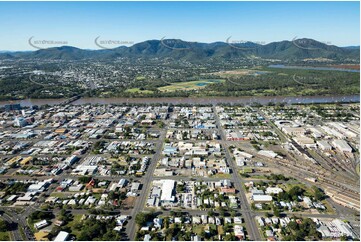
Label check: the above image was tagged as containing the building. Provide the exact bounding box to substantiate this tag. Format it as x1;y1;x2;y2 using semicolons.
293;136;316;148
317;140;332;151
332;140;352;153
34;220;49;230
234;225;245;239
265;187;283;194
160;180;175;204
54;231;70;242
252;195;273;203
131;182;141;193
258;150;278;158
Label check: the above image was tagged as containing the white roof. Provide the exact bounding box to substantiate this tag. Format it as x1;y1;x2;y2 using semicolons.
54;231;69;242
252;195;273;202
161;180;175;202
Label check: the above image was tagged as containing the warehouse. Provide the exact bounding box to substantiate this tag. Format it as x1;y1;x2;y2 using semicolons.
160;180;175;204
332;140;352;153
317;140;332;151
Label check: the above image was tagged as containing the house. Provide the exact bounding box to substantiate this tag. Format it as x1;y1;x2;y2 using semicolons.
265;230;274;237
266;187;283;195
192;216;201;224
34;220;49;230
234;225;245;240
251;188;264;195
144;234;151;241
192;235;201;241
252;195;273;203
224;217;232;224
131;183;141;193
303;196;313;208
234;217;243;224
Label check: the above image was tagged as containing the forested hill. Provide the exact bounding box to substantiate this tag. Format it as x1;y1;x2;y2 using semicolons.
1;38;359;62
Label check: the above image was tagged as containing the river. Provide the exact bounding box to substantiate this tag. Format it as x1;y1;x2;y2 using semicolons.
0;95;359;107
268;64;360;73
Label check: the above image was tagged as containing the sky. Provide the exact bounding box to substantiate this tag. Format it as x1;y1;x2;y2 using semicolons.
0;1;359;51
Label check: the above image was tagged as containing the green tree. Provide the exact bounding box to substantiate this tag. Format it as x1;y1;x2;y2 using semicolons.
0;219;9;232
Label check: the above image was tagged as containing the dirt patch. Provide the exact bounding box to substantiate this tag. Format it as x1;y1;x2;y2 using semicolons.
122;196;136;208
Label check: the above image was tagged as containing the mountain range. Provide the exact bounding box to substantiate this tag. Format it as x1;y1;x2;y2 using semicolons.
0;38;359;62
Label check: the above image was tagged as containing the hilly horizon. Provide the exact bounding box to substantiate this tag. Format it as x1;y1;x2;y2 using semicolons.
1;38;359;62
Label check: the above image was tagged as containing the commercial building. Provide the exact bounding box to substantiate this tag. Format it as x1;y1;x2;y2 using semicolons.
160;180;175;204
332;140;352;153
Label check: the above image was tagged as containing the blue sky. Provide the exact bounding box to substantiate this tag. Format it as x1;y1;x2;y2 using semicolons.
0;1;359;50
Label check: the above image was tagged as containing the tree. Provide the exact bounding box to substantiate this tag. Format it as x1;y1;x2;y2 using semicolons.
0;219;9;232
200;230;207;239
207;210;215;217
340;234;348;241
218;207;226;217
135;212;151;226
273;207;281;217
265;212;272;218
224;233;236;241
78;176;92;184
312;186;325;201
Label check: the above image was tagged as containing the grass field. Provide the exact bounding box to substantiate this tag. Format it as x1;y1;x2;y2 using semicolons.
211;173;232;179
135;76;146;81
67;214;83;238
125;88;154;94
0;218;11;241
158;79;224;92
0;231;10;241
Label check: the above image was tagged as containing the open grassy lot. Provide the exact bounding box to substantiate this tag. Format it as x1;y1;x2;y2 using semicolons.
158;79;224;92
211;173;232;179
125;88;154;94
67;214;83;238
0;231;10;241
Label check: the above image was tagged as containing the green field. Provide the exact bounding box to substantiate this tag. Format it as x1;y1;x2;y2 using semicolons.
0;231;10;241
158;79;225;92
125;88;154;94
67;214;83;238
135;76;146;81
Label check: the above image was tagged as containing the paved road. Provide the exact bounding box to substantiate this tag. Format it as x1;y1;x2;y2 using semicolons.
1;208;34;241
126;121;168;240
1;212;22;241
214;106;262;241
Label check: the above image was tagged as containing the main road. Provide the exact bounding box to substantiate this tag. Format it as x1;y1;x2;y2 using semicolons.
126;122;168;240
213;105;262;241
